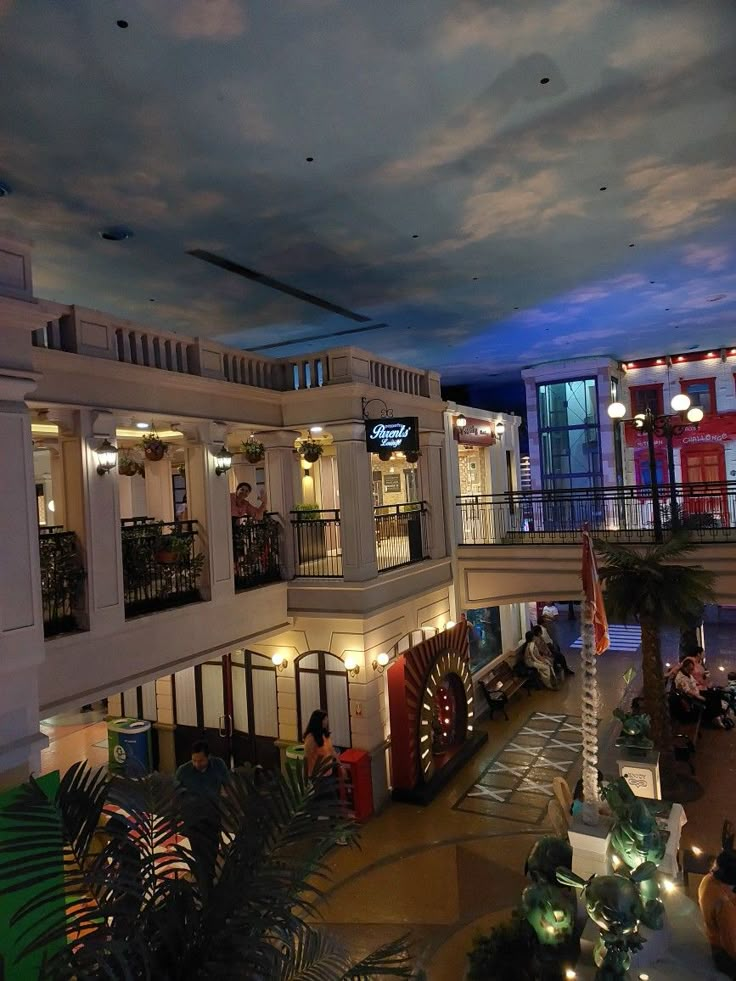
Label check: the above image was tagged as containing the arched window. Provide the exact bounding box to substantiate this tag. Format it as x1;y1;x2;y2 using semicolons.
295;651;351;749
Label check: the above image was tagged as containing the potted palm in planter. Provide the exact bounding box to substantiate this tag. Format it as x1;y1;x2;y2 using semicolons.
299;439;324;464
140;433;168;462
242;436;265;464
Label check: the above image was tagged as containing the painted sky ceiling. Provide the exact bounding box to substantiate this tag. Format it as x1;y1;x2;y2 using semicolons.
0;0;735;390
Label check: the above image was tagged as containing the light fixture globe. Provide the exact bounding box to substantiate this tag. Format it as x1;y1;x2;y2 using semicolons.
456;414;467;428
686;406;704;423
671;392;691;413
95;438;118;475
214;446;233;476
376;652;389;667
495;420;506;436
633;413;646;429
607;401;626;420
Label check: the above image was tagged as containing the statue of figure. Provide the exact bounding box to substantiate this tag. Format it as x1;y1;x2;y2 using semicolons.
603;777;665;880
613;706;654;753
525;835;573;884
521;880;576;946
557;862;660;979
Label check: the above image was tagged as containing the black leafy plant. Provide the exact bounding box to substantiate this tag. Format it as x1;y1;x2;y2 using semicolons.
38;531;85;637
0;762;413;980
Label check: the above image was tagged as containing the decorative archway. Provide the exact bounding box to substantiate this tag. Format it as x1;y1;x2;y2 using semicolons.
387;622;486;804
295;651;351;750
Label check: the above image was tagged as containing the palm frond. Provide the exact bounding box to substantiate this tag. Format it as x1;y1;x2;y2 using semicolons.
339;934;413;979
646;532;698;564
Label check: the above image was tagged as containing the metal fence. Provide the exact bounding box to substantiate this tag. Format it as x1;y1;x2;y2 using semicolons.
374;502;429;572
121;518;204;617
38;526;84;637
291;509;343;577
232;515;282;590
457;482;736;545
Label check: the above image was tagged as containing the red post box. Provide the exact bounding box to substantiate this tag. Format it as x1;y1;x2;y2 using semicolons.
339;748;373;822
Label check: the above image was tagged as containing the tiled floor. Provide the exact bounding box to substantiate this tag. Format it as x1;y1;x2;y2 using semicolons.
35;615;736;979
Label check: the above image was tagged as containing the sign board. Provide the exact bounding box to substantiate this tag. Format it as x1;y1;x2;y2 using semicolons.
624;412;736;448
365;417;419;453
617;750;661;800
383;473;402;493
454;417;497;446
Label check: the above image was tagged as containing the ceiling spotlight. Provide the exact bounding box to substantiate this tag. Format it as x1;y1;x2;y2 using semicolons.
116;19;129;29
671;393;691;413
707;351;715;356
687;406;704;424
0;181;12;197
656;359;663;364
540;77;550;84
305;156;314;162
135;421;150;430
99;226;133;242
678;356;685;361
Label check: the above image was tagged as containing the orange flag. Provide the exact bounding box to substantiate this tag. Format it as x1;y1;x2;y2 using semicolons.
582;530;610;655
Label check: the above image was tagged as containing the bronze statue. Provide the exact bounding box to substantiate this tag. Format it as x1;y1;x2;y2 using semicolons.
613;706;654;753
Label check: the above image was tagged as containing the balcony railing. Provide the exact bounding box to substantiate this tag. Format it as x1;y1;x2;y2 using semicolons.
38;526;84;637
457;481;736;545
121;518;204;618
375;502;429;572
291;509;343;578
232;515;282;590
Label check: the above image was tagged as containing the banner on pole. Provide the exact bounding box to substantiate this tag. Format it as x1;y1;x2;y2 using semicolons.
582;531;610;655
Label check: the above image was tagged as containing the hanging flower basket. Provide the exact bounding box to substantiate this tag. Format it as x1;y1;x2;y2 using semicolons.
299;439;324;464
141;434;168;462
242;437;265;464
378;448;393;462
118;454;142;477
405;449;422;464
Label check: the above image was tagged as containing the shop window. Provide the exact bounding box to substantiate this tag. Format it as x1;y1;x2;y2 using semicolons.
681;378;716;414
629;384;663;416
635;452;667;490
466;606;502;674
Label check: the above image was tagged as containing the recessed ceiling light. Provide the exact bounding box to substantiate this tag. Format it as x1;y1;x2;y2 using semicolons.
629;243;636;248
472;276;478;281
412;234;419;239
149;298;155;302
665;307;670;311
678;356;685;361
135;421;150;430
305;156;314;162
309;425;323;434
99;226;134;241
599;186;607;191
707;351;715;356
116;19;129;29
540;77;550;84
0;181;11;197
730;348;736;354
656;359;663;364
650;280;655;284
514;306;519;310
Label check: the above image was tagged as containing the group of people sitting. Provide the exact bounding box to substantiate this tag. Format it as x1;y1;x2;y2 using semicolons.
517;622;575;691
669;646;736;730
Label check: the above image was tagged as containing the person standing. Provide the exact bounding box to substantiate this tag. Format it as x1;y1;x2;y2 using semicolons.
175;741;231;884
175;740;230;799
303;710;348;845
230;482;267;520
542;601;561;648
699;824;736;976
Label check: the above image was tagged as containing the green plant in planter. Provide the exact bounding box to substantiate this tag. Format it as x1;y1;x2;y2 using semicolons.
140;433;169;462
293;503;321;520
154;531;193;564
467;913;542;981
118;451;144;477
242;436;265;464
299;439;324;464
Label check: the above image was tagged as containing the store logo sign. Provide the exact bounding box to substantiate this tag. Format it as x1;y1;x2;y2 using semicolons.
365;417;419;452
454;417;497;446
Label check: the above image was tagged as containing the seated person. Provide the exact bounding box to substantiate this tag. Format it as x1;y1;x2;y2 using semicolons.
523;630;558;690
570;772;611;818
533;624;574;677
699;823;736;977
675;658;732;729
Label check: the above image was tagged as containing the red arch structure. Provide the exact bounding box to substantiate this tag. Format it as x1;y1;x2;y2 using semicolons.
387;622;487;804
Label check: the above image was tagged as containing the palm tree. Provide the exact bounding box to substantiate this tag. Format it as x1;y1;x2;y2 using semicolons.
0;762;412;980
594;534;716;782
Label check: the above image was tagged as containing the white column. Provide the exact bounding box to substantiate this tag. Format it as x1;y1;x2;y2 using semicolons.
118;472;147;519
0;369;46;782
331;423;378;581
145;458;174;522
418;431;448;560
257;430;300;580
186;430;233;603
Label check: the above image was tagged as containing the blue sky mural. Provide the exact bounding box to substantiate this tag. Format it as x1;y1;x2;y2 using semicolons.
0;0;734;393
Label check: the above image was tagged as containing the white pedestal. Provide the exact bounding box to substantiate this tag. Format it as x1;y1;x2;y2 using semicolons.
617;750;662;799
569;816;612;880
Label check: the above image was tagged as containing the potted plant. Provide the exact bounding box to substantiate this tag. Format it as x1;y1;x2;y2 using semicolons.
299;439;324;464
141;433;168;462
405;449;422;464
118;451;143;477
242;436;265;464
154;530;192;565
293;503;327;562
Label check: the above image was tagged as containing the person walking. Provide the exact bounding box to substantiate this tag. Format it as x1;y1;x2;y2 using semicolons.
175;741;231;884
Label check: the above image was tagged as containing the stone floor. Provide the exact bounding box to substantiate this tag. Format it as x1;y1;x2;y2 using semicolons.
35;616;736;979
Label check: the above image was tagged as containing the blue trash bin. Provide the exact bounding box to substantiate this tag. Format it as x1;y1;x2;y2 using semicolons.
107;718;152;775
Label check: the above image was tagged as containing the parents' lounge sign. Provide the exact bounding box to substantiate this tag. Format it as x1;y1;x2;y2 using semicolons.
365;417;419;453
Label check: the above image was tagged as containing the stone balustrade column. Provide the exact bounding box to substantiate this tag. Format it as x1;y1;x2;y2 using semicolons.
256;430;301;580
186;424;234;603
330;423;378;581
418;430;449;560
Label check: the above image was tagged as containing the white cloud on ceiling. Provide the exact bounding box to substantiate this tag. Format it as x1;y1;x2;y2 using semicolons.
682;244;732;273
143;0;247;41
608;16;710;71
626;158;736;237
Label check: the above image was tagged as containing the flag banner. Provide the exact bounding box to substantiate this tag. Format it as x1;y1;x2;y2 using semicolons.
581;531;610;655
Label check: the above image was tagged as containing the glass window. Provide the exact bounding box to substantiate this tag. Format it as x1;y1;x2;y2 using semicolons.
683;380;715;413
538;378;602;490
637;455;666;488
466;606;503;673
631;385;663;415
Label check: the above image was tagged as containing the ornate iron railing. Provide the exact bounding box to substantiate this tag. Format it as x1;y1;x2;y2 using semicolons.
121;518;204;617
457;481;736;545
232;515;282;590
38;526;85;637
291;509;343;578
374;502;429;571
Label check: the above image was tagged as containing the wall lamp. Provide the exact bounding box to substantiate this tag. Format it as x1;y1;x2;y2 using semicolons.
95;439;119;475
215;446;233;476
344;656;361;678
372;652;390;673
271;653;288;672
444;620;457;631
495;420;505;437
455;413;467;428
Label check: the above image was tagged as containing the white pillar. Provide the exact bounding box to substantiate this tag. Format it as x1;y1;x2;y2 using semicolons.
257;430;300;580
419;431;448;560
118;472;147;520
186;431;233;603
145;457;174;522
331;423;378;581
0;369;47;782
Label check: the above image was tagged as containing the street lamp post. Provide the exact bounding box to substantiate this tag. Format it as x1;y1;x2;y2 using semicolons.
607;395;705;542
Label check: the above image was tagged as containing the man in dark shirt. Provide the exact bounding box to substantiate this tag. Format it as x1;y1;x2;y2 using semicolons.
175;740;230;800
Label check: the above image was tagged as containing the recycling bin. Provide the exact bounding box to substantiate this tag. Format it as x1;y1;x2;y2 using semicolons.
284;743;305;780
107;718;152;775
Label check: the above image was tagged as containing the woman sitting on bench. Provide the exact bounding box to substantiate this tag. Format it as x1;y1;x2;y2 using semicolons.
675;658;732;730
523;630;559;690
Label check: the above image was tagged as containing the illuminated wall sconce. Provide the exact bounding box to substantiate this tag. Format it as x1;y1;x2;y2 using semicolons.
495;420;505;437
343;656;361;678
455;414;467;428
301;458;313;471
372;652;390;673
271;652;288;672
214;446;233;476
444;620;456;631
95;438;119;475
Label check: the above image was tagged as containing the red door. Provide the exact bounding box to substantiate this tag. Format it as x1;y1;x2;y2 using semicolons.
680;445;727;523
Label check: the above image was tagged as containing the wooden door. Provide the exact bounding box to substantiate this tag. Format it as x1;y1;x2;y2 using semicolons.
230;650;280;769
681;445;727;522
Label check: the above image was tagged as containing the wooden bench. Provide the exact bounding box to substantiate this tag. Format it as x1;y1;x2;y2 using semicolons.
480;656;533;721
